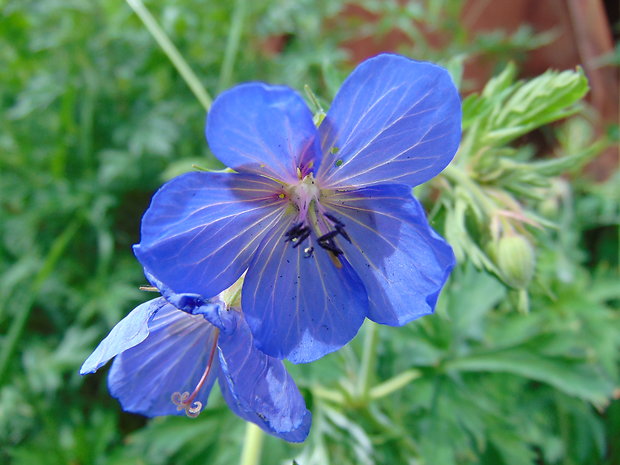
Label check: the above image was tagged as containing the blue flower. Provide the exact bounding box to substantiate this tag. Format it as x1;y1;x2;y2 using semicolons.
134;53;461;363
80;292;311;442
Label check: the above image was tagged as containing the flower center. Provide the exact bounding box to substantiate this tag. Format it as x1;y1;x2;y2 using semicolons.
287;173;320;220
171;328;220;418
284;174;351;260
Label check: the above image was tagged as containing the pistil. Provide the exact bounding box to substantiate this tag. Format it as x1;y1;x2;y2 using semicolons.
171;328;220;417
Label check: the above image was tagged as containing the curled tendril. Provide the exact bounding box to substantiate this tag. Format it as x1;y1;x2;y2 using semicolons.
171;391;203;418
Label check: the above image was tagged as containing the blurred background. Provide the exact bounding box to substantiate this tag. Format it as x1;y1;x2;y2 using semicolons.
0;1;618;464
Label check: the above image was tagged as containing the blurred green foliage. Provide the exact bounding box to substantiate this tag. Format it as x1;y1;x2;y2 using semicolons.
0;1;618;464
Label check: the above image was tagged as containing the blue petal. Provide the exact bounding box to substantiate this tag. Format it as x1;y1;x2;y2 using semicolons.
207;83;321;182
317;54;461;188
217;311;311;442
144;271;237;334
134;171;287;299
323;184;455;326
242;216;368;363
80;298;166;375
108;302;220;417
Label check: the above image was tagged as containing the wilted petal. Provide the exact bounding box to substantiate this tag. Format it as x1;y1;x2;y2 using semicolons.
80;298;166;375
318;54;461;189
324;184;455;326
135;171;286;298
144;271;237;334
218;311;311;442
207;83;321;183
243;217;368;363
108;302;219;417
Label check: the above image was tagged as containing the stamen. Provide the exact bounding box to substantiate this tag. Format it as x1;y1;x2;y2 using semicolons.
324;213;344;227
317;231;343;256
335;225;351;243
285;222;311;248
324;213;352;243
171;329;220;418
292;228;311;248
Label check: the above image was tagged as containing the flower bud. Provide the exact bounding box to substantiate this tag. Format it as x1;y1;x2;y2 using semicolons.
496;234;536;289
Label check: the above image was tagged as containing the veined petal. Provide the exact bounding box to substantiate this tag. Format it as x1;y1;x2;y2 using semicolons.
108;302;219;417
218;311;311;442
324;184;455;326
207;83;321;182
243;216;368;363
80;298;166;375
318;54;461;189
134;171;286;298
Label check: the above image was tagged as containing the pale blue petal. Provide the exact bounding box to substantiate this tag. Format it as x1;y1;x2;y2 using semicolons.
242;216;368;363
134;171;286;299
108;302;219;417
80;298;166;375
218;311;311;442
207;83;321;183
323;184;455;326
318;54;461;188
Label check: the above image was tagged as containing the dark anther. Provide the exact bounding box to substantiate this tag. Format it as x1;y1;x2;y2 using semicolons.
284;222;304;239
318;230;339;241
317;232;343;256
335;225;351;243
324;213;344;227
285;222;311;248
325;213;351;243
291;228;310;248
303;246;314;258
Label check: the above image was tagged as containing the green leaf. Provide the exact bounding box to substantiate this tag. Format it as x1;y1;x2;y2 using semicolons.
481;61;517;97
484;67;589;146
446;348;615;406
445;265;506;340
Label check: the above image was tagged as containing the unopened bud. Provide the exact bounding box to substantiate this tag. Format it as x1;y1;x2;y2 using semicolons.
496;234;536;289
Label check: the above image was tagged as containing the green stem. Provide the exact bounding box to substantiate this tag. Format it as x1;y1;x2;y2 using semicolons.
217;0;248;92
356;322;379;402
126;0;212;112
369;369;421;400
239;422;264;465
313;385;346;404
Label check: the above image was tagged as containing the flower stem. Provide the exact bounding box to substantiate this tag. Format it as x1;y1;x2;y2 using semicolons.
356;322;379;403
239;422;264;465
126;0;212;112
218;0;248;93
